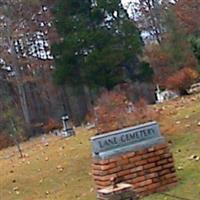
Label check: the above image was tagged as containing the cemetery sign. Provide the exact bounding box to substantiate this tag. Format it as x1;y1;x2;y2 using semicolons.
91;121;165;159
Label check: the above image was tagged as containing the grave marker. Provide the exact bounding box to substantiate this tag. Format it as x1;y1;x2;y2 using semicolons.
91;121;177;198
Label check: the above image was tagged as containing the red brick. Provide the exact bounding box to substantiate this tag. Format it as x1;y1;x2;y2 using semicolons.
155;143;168;150
138;171;145;176
92;164;101;170
124;173;138;181
135;159;148;166
107;166;121;174
148;182;161;190
157;159;168;165
132;175;146;184
148;156;160;163
100;163;116;170
144;163;156;170
152;177;160;183
163;163;174;169
164;173;176;179
92;169;107;176
93;174;114;181
117;169;131;177
146;173;158;179
122;163;135;170
168;157;174;162
160;153;172;159
129;156;141;163
155;149;166;156
137;149;148;155
159;169;171;176
131;166;143;173
117;158;129;165
122;152;136;159
95;180;111;187
147;166;162;173
160;175;177;184
138;179;153;187
142;152;154;159
93;159;110;165
172;177;178;182
134;185;148;192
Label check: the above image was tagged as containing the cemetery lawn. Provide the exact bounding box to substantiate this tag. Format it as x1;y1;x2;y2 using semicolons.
1;94;200;200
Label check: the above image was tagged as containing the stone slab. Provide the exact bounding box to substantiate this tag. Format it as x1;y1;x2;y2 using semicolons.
98;183;132;194
97;137;165;159
91;122;163;158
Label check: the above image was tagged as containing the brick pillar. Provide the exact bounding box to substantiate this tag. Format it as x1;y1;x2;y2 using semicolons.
91;122;177;197
97;183;138;200
92;143;177;197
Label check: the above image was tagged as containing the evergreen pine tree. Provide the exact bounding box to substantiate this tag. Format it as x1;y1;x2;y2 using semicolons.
52;0;147;90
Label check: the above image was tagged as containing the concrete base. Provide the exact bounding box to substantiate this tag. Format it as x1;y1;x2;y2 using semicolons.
97;183;138;200
62;128;75;137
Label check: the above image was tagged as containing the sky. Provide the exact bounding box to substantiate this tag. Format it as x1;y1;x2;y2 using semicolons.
121;0;138;7
121;0;135;4
122;0;177;6
121;0;140;18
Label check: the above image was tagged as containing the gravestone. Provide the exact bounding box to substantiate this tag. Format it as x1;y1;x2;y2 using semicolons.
91;122;177;197
155;85;178;103
61;115;75;137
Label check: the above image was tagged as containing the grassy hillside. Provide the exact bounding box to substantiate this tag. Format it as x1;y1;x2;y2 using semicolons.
1;94;200;200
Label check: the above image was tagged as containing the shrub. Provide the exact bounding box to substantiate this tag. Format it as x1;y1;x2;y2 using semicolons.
43;118;62;133
0;133;14;150
90;91;159;134
165;67;199;93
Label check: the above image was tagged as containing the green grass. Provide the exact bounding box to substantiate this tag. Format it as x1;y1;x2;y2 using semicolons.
1;94;200;200
144;132;200;200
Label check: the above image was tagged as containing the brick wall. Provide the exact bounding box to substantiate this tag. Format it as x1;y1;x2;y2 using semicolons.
92;143;177;197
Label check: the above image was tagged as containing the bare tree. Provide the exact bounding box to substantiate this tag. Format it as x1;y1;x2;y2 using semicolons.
0;0;55;129
128;0;174;44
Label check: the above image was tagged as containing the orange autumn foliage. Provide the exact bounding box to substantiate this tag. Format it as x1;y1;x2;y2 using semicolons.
165;67;199;91
174;0;200;34
145;43;198;91
145;44;173;87
91;91;159;134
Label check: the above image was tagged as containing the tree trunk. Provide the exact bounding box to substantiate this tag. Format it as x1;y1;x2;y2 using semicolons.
16;83;31;125
10;118;23;158
10;40;31;126
61;85;72;117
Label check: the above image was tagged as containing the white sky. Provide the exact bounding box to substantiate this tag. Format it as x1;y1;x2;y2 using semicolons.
121;0;130;7
121;0;138;18
122;0;176;6
121;0;137;7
